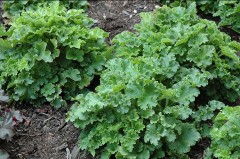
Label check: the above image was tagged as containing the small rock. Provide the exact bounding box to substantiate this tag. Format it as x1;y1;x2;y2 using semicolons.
103;13;106;20
122;10;130;16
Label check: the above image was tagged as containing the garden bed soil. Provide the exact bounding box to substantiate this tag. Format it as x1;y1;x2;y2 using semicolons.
0;105;84;159
0;1;239;159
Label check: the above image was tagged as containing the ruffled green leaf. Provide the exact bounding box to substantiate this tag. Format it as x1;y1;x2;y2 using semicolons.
168;124;200;153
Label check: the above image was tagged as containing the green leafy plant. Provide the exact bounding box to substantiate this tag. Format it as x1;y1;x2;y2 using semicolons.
2;0;89;18
68;57;202;158
210;1;240;33
67;3;240;158
161;0;240;33
193;0;240;33
113;3;240;103
206;106;240;159
0;2;110;107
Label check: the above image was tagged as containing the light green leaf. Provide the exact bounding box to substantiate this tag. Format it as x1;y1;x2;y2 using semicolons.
66;49;84;62
187;45;215;67
168;124;200;153
35;42;53;62
220;46;239;61
41;83;55;97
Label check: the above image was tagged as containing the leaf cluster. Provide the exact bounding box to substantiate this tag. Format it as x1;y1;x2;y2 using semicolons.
67;3;240;158
0;2;110;107
209;1;240;33
162;0;240;33
206;106;240;159
0;108;27;159
2;0;89;18
113;3;240;103
0;108;26;141
68;57;203;158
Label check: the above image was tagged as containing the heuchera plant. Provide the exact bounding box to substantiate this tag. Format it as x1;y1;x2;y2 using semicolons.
202;0;240;33
2;0;89;18
162;0;240;33
0;108;27;159
0;108;26;141
206;106;240;159
67;3;240;158
0;2;111;107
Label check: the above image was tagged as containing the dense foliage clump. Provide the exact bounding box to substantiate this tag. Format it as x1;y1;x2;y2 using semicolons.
2;0;89;18
0;2;110;107
67;3;240;158
207;106;240;159
162;0;240;33
196;0;240;33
